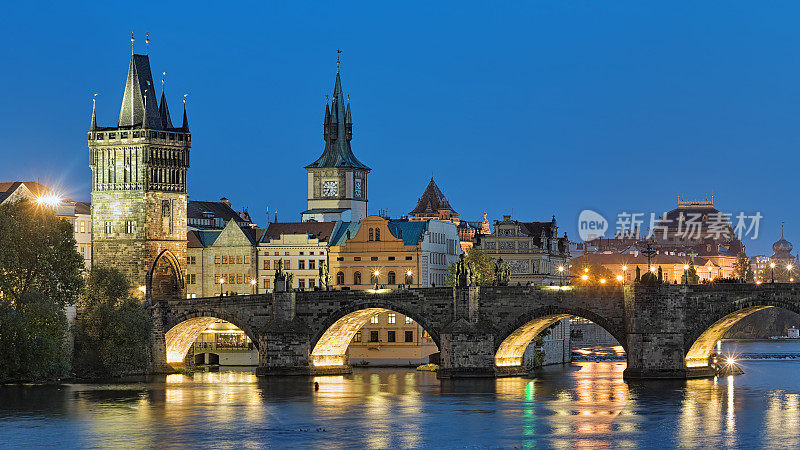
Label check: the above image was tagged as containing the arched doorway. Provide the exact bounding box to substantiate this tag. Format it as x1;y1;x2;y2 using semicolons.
311;307;439;368
149;250;183;299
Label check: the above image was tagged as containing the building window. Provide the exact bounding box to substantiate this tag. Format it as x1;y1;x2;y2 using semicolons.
371;256;378;261
104;221;112;234
354;331;362;342
387;330;396;342
299;279;305;290
354;271;362;285
298;260;306;270
263;279;270;289
237;274;243;284
237;256;243;264
337;257;344;261
309;260;316;270
79;221;86;233
309;279;316;289
284;260;290;270
215;256;221;264
405;331;414;342
387;313;396;324
370;315;379;324
388;256;395;261
375;228;381;241
125;221;135;234
369;228;374;241
336;271;344;285
214;274;220;284
244;256;250;264
406;256;413;261
222;256;228;264
354;257;361;261
369;330;379;342
388;271;396;284
405;316;413;324
263;260;270;270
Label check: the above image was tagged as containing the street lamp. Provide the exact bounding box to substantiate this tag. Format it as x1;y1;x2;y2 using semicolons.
558;266;565;286
250;278;256;294
406;270;413;287
616;275;623;283
600;278;606;284
622;265;627;285
219;277;225;296
581;274;588;281
770;262;776;283
374;270;380;289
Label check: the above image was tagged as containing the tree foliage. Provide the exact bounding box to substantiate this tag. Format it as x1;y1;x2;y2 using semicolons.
0;200;80;381
448;248;496;286
0;199;84;307
72;268;152;378
734;250;754;282
572;262;617;285
0;292;70;381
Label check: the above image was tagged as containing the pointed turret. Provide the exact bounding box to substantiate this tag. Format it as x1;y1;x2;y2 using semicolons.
181;101;189;132
90;99;97;131
306;68;369;170
159;91;173;129
118;54;163;129
409;178;459;218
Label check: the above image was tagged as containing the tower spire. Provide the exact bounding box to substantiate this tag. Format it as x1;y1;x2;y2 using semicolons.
159;72;172;129
131;30;135;55
336;49;342;73
90;93;97;131
182;94;189;132
146;32;150;55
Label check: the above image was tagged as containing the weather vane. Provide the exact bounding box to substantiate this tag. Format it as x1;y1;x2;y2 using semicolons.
130;30;135;55
146;32;150;54
183;93;188;104
162;72;166;91
336;49;342;72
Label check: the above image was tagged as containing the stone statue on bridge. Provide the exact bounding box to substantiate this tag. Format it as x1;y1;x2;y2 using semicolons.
319;261;329;290
274;259;293;292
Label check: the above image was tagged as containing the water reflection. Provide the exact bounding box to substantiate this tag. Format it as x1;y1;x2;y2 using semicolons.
1;359;800;447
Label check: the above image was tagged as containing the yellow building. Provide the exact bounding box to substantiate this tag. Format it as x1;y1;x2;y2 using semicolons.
347;310;438;366
256;221;337;293
328;216;421;289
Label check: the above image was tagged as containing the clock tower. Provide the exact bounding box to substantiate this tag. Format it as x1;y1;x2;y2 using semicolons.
302;61;370;222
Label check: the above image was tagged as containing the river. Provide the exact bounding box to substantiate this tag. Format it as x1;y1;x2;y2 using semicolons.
2;342;800;448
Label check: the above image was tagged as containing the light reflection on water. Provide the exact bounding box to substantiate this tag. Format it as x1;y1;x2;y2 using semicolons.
1;361;800;447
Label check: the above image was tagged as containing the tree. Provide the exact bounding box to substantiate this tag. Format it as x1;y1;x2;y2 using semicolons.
734;250;754;282
0;199;80;381
572;262;617;285
0;199;84;307
72;267;152;378
447;248;496;286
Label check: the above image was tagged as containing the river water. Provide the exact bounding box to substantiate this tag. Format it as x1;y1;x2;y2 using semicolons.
2;343;800;448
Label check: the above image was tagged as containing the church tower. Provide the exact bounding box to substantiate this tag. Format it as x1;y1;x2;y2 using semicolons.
88;36;190;299
302;58;370;222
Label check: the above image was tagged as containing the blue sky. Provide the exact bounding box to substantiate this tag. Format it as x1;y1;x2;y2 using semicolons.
0;1;798;254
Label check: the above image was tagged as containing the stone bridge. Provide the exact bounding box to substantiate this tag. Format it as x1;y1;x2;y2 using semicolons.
149;284;800;379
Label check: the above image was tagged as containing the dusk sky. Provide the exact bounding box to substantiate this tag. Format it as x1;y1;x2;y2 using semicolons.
2;1;799;253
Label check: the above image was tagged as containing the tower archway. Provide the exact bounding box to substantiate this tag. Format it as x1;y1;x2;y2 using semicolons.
148;249;184;299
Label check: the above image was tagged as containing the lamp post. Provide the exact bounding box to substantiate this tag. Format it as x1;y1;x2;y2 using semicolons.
406;270;413;288
250;278;257;294
616;275;623;284
558;266;565;286
621;266;627;285
770;262;776;283
219;277;225;296
374;270;380;289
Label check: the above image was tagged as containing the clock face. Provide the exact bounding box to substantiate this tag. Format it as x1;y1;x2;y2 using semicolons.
323;181;338;197
354;179;362;198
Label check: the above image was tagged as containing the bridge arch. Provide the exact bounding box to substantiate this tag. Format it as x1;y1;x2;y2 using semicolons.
164;311;258;365
495;305;626;368
685;297;800;369
310;300;440;368
148;249;184;299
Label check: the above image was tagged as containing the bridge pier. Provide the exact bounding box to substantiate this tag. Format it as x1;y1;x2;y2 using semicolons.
623;285;689;379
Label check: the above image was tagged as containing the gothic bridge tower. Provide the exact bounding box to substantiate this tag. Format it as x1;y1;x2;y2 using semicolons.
302;57;371;222
88;38;190;298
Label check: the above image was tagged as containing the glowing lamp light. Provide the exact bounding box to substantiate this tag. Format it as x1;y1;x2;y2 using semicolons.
219;278;225;284
138;285;146;293
684;265;690;270
558;266;564;272
756;280;763;285
726;357;736;366
584;268;589;273
250;279;256;285
373;270;380;276
649;266;656;272
789;265;794;271
406;270;413;276
36;194;62;208
581;275;588;281
600;278;606;284
616;275;623;282
770;262;776;268
622;265;627;271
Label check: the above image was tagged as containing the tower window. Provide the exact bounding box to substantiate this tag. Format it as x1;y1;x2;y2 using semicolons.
369;228;374;241
375;228;381;241
104;221;112;234
125;221;135;234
